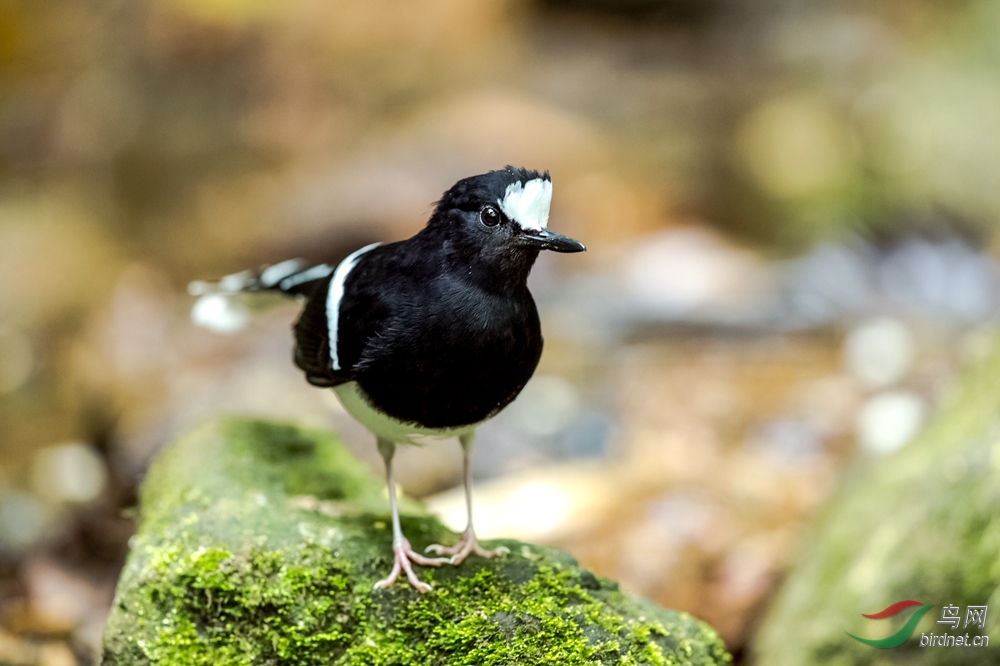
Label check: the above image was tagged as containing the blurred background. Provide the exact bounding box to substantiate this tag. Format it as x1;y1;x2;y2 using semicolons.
2;0;1000;663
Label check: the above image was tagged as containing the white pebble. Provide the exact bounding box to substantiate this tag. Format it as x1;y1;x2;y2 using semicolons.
843;317;914;389
0;492;47;549
856;390;925;455
31;442;108;504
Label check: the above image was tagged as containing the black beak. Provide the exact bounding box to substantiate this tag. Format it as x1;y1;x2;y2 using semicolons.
519;228;586;253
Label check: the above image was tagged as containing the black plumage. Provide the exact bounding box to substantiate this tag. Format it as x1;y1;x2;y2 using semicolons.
293;238;543;428
195;166;584;591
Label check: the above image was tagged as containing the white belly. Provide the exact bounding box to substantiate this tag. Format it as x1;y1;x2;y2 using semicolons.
332;381;479;445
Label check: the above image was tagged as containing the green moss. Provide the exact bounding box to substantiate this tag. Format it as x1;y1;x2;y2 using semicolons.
103;418;730;665
134;544;356;665
755;333;1000;665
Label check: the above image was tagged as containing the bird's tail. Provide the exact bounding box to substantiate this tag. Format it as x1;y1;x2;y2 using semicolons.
189;259;333;333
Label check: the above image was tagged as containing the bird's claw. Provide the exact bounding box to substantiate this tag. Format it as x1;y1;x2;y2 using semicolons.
373;539;448;593
426;531;510;565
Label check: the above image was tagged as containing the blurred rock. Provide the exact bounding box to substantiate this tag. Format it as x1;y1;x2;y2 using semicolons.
745;418;825;469
427;461;618;543
755;331;1000;665
856;390;926;455
790;375;862;439
623;227;774;321
0;630;37;666
21;558;108;638
37;644;76;666
0;556;118;663
783;242;875;324
783;236;1000;327
843;316;914;389
0;633;79;666
548;230;1000;345
0;493;48;554
30;443;107;505
879;237;1000;322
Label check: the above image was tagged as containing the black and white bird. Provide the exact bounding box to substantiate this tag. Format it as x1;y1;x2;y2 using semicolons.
191;167;585;591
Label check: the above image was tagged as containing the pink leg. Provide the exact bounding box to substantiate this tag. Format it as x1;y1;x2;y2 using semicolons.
373;438;448;592
426;433;509;565
426;526;510;565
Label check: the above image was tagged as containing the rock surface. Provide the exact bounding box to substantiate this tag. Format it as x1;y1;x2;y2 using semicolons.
755;340;1000;665
101;418;731;665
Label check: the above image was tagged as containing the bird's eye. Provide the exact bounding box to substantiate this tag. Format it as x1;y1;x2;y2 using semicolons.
480;206;500;227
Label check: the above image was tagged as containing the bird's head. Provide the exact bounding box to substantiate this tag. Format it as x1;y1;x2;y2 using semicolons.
426;166;585;286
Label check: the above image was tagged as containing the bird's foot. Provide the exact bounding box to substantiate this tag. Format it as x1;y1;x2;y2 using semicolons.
425;529;510;565
373;538;449;593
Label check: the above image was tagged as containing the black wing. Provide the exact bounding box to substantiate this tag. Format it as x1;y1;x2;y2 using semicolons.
292;245;398;388
292;273;348;387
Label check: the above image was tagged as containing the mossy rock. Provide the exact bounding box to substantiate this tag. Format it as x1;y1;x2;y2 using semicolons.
755;339;1000;665
102;417;731;665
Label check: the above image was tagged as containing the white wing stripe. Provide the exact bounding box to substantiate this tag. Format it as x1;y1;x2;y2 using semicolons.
260;259;306;287
327;243;380;371
279;263;333;290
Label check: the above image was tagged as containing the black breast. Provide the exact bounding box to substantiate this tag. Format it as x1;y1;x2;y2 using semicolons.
352;280;543;429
